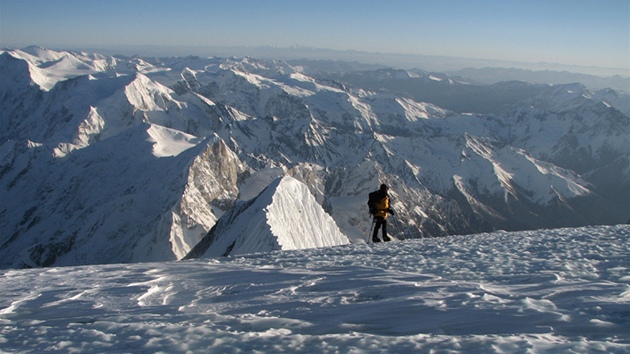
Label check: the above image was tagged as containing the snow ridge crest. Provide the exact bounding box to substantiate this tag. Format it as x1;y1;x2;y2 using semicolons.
185;176;349;259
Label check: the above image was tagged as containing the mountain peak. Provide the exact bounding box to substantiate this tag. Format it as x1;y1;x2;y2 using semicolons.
185;176;350;259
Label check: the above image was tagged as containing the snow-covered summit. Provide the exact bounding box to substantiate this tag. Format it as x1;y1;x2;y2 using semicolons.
186;176;349;259
4;47;117;91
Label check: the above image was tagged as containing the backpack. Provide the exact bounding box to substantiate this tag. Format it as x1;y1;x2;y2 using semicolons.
367;191;380;215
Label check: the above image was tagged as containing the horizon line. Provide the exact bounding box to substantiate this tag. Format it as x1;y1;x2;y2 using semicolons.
4;43;628;78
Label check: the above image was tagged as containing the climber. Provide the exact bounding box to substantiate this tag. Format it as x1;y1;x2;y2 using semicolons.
367;184;395;242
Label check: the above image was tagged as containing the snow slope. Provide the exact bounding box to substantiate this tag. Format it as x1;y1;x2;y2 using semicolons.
1;225;628;353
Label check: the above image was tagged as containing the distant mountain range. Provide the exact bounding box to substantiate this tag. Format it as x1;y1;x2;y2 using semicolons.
287;59;629;93
1;46;628;268
448;67;629;93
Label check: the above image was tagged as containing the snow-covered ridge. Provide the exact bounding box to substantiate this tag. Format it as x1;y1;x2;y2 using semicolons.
5;46;124;91
185;176;349;259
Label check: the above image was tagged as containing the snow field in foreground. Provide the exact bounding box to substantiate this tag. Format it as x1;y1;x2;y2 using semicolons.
0;225;629;353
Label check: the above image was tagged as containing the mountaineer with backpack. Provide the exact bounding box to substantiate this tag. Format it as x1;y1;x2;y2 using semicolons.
367;184;395;242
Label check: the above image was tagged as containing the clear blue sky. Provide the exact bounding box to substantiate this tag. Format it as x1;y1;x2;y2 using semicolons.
1;0;628;72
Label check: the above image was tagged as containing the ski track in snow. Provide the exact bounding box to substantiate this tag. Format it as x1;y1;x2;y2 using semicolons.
1;225;629;353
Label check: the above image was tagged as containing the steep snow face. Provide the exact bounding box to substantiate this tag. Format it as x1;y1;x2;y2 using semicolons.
124;73;182;112
186;176;349;259
267;176;349;249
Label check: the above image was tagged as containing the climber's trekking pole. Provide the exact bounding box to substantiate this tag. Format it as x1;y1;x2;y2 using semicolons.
367;218;376;243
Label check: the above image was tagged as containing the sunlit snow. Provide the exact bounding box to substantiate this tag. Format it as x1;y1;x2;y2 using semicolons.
1;225;628;353
147;124;201;157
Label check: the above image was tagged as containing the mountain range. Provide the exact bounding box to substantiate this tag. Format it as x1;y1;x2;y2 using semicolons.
1;46;628;268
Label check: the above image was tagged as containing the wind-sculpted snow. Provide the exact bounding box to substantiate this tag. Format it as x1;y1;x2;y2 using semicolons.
0;225;629;353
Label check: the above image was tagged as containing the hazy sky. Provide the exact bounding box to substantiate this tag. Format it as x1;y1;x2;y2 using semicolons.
1;0;628;73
